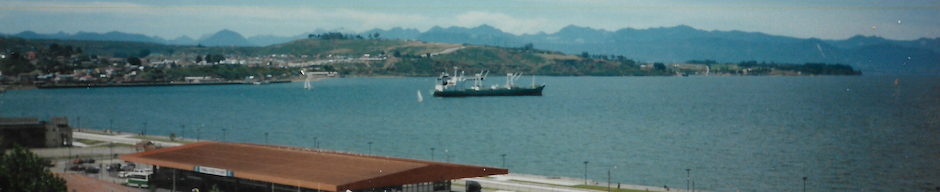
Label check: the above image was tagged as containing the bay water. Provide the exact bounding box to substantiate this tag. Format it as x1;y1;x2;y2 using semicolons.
2;76;938;191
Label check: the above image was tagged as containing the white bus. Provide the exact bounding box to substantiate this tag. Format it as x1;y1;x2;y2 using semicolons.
126;172;150;188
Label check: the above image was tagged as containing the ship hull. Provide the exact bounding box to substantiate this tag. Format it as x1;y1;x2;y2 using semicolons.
433;85;545;97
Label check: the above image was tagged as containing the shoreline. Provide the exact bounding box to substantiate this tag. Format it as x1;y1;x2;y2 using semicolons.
1;73;875;91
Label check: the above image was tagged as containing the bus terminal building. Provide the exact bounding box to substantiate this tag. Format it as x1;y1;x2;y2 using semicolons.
120;142;508;192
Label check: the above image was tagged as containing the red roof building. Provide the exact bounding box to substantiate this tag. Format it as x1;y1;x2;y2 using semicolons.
121;142;507;192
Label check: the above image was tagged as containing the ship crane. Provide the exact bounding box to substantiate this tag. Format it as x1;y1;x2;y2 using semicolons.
301;69;313;89
470;70;488;90
505;73;523;88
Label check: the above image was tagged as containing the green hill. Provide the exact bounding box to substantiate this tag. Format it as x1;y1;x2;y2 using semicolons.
256;38;665;76
1;36;857;79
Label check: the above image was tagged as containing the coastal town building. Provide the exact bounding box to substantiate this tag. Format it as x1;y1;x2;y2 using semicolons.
121;142;507;192
0;117;72;148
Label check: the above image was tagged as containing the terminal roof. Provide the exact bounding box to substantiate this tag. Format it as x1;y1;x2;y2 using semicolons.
121;142;507;191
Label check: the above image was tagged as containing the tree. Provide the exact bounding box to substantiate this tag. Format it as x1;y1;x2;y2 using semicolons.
195;55;203;63
523;43;534;51
373;33;380;39
127;57;142;66
0;52;35;75
0;144;68;192
653;62;666;70
207;54;225;64
581;52;590;58
138;49;151;58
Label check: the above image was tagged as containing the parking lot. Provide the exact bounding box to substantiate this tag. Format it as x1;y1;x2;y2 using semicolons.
51;156;150;187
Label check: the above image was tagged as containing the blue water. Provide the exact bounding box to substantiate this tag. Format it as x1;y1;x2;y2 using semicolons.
3;76;939;191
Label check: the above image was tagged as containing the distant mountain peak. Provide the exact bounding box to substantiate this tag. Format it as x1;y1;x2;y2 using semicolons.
197;29;252;47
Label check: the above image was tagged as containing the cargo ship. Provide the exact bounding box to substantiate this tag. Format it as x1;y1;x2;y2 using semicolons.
432;69;545;97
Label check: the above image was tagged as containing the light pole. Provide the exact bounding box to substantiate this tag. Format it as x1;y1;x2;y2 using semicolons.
686;169;691;192
501;154;507;168
181;125;185;141
313;137;318;148
445;150;449;162
222;128;227;142
109;119;113;133
264;132;269;145
430;148;435;161
607;168;611;192
803;177;807;192
142;122;147;136
584;161;589;185
368;141;373;155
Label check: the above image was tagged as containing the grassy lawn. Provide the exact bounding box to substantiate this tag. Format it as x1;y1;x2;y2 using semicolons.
505;179;655;192
573;184;657;192
74;139;104;145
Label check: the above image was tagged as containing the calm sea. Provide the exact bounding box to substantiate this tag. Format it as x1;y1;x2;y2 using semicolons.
2;76;938;191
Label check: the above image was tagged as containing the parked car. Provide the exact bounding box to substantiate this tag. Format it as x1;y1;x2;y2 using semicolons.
43;158;55;167
69;165;85;171
84;158;95;164
121;164;136;171
84;166;100;174
72;159;84;164
107;163;122;171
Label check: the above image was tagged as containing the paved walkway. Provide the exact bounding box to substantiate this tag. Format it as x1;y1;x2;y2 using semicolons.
74;132;183;147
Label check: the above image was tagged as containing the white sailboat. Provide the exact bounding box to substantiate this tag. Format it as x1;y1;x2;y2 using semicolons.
417;90;424;102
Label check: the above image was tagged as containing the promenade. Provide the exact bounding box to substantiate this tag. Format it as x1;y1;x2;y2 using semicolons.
33;129;682;192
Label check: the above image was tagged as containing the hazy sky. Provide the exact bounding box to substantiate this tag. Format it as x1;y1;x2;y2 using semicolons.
2;0;938;40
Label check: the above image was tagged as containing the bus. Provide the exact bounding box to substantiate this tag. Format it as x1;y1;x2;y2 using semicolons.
126;172;150;188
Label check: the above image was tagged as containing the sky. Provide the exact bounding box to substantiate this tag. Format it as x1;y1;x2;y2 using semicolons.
1;0;938;40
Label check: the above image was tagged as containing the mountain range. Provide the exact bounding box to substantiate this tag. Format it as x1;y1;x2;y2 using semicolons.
4;25;938;73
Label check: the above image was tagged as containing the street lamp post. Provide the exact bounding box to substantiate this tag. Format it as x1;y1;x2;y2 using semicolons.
313;137;318;148
803;177;807;192
143;122;147;136
430;148;435;161
181;125;185;141
445;150;449;162
368;141;373;155
264;132;269;145
109;119;113;132
686;169;691;192
584;161;589;185
501;154;507;168
222;128;227;142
